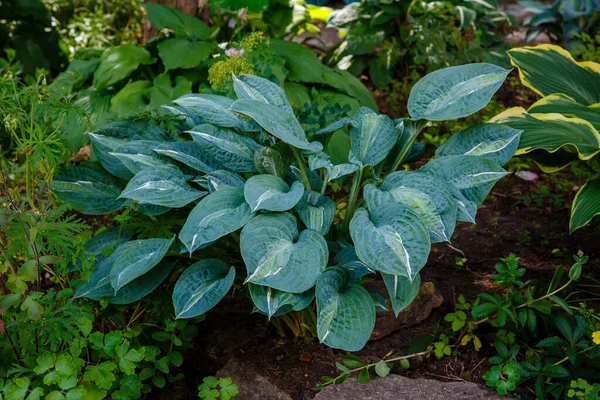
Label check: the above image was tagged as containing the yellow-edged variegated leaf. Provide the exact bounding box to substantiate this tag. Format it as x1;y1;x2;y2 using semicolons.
508;45;600;106
528;94;600;131
491;107;600;163
570;178;600;233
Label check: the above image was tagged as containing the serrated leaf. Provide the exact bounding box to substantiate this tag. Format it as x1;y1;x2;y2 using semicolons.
244;175;304;212
295;191;335;235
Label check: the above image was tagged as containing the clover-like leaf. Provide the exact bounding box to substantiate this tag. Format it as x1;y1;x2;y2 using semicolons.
295;191;335;235
240;213;328;293
244;175;304;212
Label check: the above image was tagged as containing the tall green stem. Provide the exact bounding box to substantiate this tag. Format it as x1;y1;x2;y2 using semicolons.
291;146;312;191
342;169;363;233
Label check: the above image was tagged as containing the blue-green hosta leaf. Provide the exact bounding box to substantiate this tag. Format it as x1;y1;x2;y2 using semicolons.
350;112;397;167
119;166;207;208
408;63;510;121
179;187;254;253
109;236;174;291
286;165;323;191
335;246;374;281
382;172;458;243
420;155;509;206
139;203;171;216
52;163;127;215
174;94;259;131
316;107;375;135
85;228;131;255
436;124;522;166
162;105;203;130
295;191;335;235
350;204;430;281
110;260;176;305
204;170;246;192
230;99;322;152
154;141;217;173
232;74;294;116
316;267;375;351
240;213;328;293
308;152;358;182
244;175;304;212
110;140;172;175
253;144;293;179
172;259;235;319
89;133;133;180
94;119;172;142
382;272;421;316
188;124;261;173
249;284;315;318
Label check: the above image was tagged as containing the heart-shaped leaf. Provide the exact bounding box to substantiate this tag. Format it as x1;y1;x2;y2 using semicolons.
249;284;314;318
316;267;375;351
349;112;397;167
120;166;207;208
244;175;304;212
295;191;336;235
381;272;421;316
240;213;328;293
350;204;430;281
408;63;510;121
179;187;254;253
436;123;522;166
233;74;294;116
157;39;216;71
154;141;217;173
174;94;259;131
172;259;235;319
93;44;154;91
144;3;213;40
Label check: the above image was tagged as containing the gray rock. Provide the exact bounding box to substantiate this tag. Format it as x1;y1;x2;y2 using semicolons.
314;375;506;400
216;357;293;400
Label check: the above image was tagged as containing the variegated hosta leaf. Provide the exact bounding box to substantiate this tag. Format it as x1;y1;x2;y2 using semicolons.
316;267;375;351
51;163;128;215
110;260;176;305
420;155;509;206
109;236;174;291
528;94;600;131
230;98;322;152
110;140;172;174
253;144;293;179
382;272;421;316
179;187;254;253
436;123;522;166
382;171;458;242
350;204;431;281
335;246;374;281
174;94;260;131
308;151;358;182
507;44;600;106
349;112;397;167
408;63;510;121
316;107;375;135
162;105;203;130
89;133;133;180
240;213;328;293
188;124;262;173
120;165;207;208
570;178;600;233
203;170;246;192
491;107;600;168
249;284;315;318
154;141;217;173
232;74;294;117
94;119;172;141
295;191;336;235
244;175;304;212
172;259;235;319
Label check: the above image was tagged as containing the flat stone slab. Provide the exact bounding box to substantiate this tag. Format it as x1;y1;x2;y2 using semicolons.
216;357;293;400
314;375;506;400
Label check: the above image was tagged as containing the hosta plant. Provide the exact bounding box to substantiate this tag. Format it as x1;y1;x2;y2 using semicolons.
491;44;600;232
53;63;518;351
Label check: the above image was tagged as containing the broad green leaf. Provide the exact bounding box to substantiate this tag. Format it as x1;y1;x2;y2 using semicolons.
203;170;246;192
335;246;374;281
162;105;203;130
249;284;314;318
271;39;323;83
119;166;206;208
508;44;600;106
420;155;509;206
157;39;216;71
381;273;421;316
244;175;304;212
232;74;294;116
172;259;235;319
240;213;328;293
174;94;259;131
436;123;522;166
295;191;336;235
321;66;378;111
570;178;600;232
230;99;322;152
148;74;192;110
144;3;213;39
316;267;375;351
93;45;154;91
408;63;510;121
179;187;254;253
491;107;600;169
109;237;174;291
528;94;600;131
308;152;358;182
110;260;176;304
382;171;457;243
52;163;127;215
350;204;430;281
189;124;261;173
154;141;217;173
349;112;397;167
89;133;133;180
110;80;153;118
110;140;172;174
253;143;294;179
